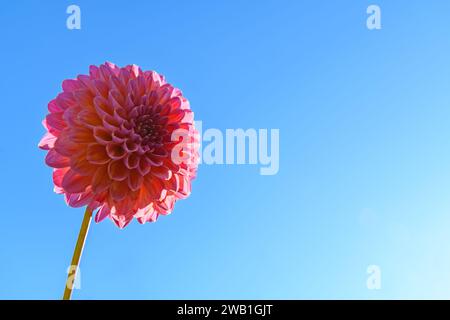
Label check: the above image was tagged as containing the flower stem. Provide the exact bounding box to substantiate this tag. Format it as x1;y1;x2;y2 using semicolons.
63;206;92;300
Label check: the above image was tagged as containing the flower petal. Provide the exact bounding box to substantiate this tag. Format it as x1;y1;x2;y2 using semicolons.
151;166;172;180
92;165;110;194
62;169;91;193
95;204;111;223
38;133;57;150
45;149;70;168
46;112;66;132
124;152;140;169
86;143;110;164
110;181;128;201
65;191;94;208
128;169;143;191
106;143;126;160
71;155;96;176
108;159;128;181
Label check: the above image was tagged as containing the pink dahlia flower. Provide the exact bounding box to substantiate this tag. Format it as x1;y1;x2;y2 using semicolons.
39;62;199;228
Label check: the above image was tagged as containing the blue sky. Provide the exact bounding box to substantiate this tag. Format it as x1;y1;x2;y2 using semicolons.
1;0;450;299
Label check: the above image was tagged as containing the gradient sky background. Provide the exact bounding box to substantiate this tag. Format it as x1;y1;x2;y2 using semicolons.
1;0;450;299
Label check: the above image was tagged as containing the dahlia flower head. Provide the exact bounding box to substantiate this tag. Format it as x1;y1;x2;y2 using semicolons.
39;62;199;228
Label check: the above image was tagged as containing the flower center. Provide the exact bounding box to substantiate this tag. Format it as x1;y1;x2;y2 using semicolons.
134;114;160;145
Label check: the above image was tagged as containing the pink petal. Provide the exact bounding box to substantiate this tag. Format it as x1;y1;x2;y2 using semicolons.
127;169;143;191
95;204;111;223
110;181;128;201
38;133;57;150
65;191;94;208
108;159;128;181
62;79;81;92
45;149;70;168
46;113;66;132
62;169;91;193
86;143;110;164
92;166;110;194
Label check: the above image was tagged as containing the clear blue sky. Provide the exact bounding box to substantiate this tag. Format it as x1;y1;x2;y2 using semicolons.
1;0;450;299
